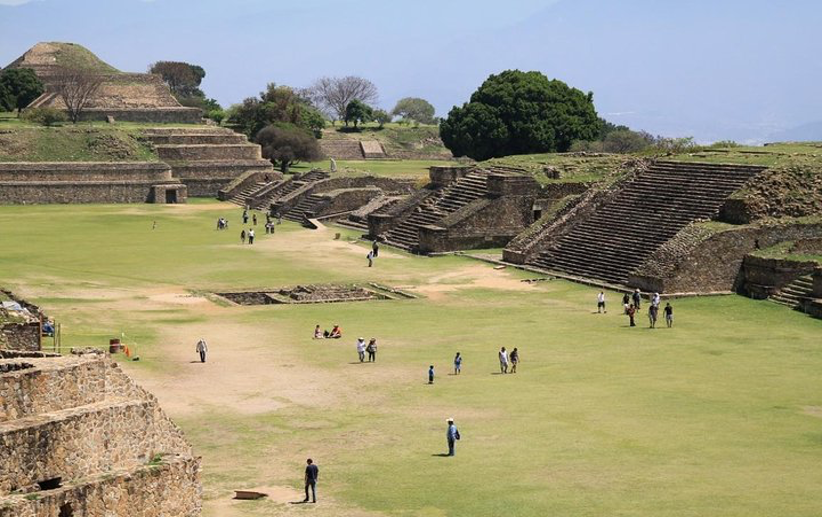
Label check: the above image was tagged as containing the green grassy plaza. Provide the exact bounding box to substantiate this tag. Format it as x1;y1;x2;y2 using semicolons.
1;201;821;516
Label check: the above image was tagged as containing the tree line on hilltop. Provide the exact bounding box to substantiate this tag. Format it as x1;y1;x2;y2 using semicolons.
1;58;707;167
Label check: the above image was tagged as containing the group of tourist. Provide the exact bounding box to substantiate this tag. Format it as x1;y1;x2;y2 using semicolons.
313;324;342;339
599;289;674;328
355;337;378;362
240;228;256;244
216;217;230;230
498;346;520;373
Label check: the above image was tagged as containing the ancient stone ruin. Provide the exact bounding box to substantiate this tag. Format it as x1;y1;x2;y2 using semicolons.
368;165;542;254
217;283;414;305
1;290;45;352
4;42;200;123
0;349;201;516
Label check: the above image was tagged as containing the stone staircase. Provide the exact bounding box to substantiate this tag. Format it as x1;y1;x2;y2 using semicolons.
319;139;365;160
380;171;489;251
229;180;269;206
266;170;331;212
528;161;766;285
283;194;327;222
770;274;815;309
142;127;272;196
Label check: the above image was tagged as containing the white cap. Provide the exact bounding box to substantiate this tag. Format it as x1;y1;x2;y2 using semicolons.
447;418;454;423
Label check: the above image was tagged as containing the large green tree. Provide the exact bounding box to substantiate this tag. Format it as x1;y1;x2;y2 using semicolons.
256;123;324;173
0;68;45;116
392;97;435;125
228;83;325;138
439;70;600;160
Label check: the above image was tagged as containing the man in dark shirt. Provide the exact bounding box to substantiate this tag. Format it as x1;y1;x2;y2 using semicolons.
303;458;319;503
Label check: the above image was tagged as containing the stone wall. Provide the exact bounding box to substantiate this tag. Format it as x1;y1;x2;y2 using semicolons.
316;187;383;218
429;166;473;187
418;196;536;253
0;357;105;421
73;108;202;124
0;322;40;351
740;255;820;299
0;457;202;517
629;221;822;293
0;352;200;515
0;162;178;204
0;162;172;182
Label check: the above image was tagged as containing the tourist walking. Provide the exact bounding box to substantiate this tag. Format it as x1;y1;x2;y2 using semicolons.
499;347;509;374
622;292;630;311
366;250;374;267
632;288;642;310
252;213;257;226
372;240;380;258
240;229;246;244
366;338;377;362
429;365;435;384
627;304;637;327
446;418;460;456
652;292;661;308
356;338;366;362
454;352;462;375
195;338;208;363
303;459;319;503
648;304;658;329
510;347;519;373
248;228;255;245
664;302;674;328
242;209;249;224
597;291;606;313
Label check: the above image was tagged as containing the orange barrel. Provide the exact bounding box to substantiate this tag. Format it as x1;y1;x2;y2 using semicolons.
109;338;122;354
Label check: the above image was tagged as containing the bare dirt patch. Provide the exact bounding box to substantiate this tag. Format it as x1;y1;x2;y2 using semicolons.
410;264;537;301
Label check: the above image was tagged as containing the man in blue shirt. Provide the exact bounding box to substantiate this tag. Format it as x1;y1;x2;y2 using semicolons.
447;418;460;456
303;458;319;503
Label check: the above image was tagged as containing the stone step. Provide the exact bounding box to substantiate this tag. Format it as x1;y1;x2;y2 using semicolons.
155;144;262;162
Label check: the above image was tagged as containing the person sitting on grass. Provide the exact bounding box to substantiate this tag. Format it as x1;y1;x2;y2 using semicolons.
313;325;323;339
329;325;342;339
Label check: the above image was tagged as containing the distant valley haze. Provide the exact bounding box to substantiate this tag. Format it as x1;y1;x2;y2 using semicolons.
1;0;819;144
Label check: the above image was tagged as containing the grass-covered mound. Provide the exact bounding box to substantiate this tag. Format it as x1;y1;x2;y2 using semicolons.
0;124;158;162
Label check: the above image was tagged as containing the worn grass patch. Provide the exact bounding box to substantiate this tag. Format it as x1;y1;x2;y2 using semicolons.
1;201;821;516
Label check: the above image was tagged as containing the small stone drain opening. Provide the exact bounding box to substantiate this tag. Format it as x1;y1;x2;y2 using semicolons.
215;283;416;306
37;477;62;490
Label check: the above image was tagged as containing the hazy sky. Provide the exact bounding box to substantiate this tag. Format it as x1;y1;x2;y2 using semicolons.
1;0;820;143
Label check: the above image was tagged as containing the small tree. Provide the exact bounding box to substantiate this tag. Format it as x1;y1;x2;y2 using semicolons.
0;68;45;116
344;99;373;128
373;109;391;128
256;124;324;173
53;68;103;123
391;97;435;125
307;76;378;122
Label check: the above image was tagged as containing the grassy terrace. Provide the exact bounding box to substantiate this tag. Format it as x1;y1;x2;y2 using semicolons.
666;141;822;167
0;113;202;162
1;202;821;516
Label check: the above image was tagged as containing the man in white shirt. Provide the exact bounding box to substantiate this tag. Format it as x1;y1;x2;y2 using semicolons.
356;338;366;363
195;338;208;363
597;291;606;313
499;347;509;374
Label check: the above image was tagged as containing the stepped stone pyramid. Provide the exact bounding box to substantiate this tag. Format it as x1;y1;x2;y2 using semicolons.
521;161;766;286
5;42;200;123
0;350;201;516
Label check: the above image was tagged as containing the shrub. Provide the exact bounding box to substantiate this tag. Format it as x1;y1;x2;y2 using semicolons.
22;107;67;127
